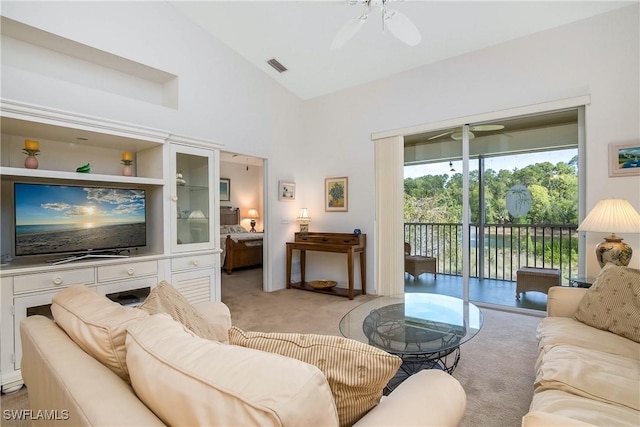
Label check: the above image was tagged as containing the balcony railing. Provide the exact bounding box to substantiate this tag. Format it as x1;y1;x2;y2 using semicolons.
404;223;579;285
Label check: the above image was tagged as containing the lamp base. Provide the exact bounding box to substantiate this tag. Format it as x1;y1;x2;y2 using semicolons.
250;219;256;232
595;235;632;267
299;223;309;233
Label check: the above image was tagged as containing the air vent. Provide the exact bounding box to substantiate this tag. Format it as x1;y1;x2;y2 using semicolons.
266;58;288;73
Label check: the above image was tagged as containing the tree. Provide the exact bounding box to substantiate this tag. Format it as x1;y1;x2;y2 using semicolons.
404;175;448;199
404;194;450;223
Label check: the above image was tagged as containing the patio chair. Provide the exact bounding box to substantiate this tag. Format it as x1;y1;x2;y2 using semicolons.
404;242;437;280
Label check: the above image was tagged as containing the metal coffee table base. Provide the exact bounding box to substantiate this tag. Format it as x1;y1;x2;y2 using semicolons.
385;347;461;394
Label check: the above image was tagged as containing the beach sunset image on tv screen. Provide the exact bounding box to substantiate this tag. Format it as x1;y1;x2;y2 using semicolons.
14;183;146;257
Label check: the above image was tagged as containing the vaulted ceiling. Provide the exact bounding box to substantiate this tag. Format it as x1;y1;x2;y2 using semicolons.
170;1;634;100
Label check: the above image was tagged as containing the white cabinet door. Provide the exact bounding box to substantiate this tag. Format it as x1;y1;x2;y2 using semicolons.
171;268;217;304
170;145;216;253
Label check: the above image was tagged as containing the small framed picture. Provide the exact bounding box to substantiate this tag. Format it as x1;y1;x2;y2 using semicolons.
278;180;296;201
325;176;348;212
220;178;231;201
609;142;640;177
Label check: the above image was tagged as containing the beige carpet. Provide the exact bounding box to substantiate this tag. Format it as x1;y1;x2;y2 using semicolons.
0;386;30;427
222;268;541;427
1;268;541;427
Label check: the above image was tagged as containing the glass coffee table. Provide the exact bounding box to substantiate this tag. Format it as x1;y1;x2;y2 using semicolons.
339;293;483;392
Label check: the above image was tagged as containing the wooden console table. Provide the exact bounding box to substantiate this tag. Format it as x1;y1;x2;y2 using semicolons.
286;232;366;300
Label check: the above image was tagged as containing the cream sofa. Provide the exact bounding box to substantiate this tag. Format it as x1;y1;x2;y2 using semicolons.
523;282;640;426
20;284;467;427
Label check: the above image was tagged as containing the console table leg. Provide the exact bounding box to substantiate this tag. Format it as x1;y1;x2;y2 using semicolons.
347;249;354;300
300;250;306;284
360;252;366;295
286;246;292;288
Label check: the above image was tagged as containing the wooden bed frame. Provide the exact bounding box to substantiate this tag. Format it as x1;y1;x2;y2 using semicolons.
220;207;263;275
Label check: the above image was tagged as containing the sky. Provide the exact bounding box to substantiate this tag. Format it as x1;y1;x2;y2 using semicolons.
15;184;146;226
404;148;578;179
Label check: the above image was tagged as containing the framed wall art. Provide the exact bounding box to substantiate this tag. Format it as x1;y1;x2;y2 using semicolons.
609;142;640;177
325;176;348;212
278;180;296;201
220;178;231;201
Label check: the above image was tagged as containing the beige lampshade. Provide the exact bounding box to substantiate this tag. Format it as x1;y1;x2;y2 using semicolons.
297;208;311;222
578;199;640;234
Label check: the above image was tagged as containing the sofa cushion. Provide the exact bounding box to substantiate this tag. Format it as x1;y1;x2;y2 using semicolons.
535;344;640;411
126;315;338;427
229;326;402;427
536;317;640;361
530;389;640;427
522;411;597;427
573;263;640;342
137;280;222;341
51;284;148;383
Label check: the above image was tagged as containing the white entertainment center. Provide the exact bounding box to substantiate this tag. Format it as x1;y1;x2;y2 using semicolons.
0;100;223;393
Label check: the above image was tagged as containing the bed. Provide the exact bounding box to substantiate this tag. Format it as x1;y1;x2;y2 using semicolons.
220;207;263;274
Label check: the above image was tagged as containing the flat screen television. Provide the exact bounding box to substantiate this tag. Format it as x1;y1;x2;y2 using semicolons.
14;182;146;263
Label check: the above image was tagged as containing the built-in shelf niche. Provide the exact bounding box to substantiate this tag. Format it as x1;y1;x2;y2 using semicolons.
1;16;178;109
0;116;165;181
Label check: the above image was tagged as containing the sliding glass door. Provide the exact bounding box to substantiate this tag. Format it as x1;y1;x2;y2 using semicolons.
403;109;581;311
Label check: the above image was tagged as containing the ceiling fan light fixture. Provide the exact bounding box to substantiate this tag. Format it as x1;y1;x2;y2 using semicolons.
332;0;421;49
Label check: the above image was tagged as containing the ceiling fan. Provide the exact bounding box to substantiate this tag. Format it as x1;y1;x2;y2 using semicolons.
331;0;421;49
428;124;506;141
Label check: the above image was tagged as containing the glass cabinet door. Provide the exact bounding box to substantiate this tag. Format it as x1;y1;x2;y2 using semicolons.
171;145;214;252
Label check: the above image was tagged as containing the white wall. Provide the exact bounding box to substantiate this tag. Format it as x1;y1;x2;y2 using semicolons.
2;2;638;292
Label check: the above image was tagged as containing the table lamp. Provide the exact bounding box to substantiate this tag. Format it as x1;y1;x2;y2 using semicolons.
297;208;311;233
246;208;259;232
578;198;640;267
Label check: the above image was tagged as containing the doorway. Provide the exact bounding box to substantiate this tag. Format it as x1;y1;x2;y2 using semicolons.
219;151;266;295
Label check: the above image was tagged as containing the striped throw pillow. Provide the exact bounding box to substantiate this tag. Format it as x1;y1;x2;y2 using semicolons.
229;327;402;427
138;281;222;341
574;263;640;342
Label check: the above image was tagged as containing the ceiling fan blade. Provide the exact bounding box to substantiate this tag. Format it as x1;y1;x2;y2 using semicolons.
384;9;421;46
331;15;367;50
428;130;454;140
470;124;505;132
